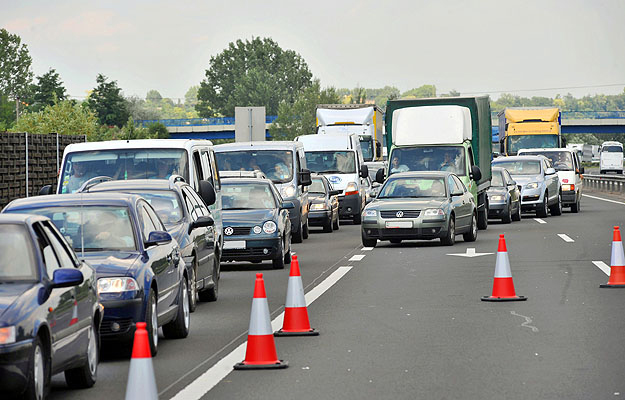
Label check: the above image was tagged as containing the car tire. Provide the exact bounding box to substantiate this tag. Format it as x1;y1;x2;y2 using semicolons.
284;236;292;265
163;278;190;339
361;232;377;248
188;259;198;312
333;213;340;230
322;217;333;233
550;192;562;216
145;288;158;356
353;213;362;225
272;239;286;269
302;221;309;239
390;239;402;244
65;320;98;389
477;204;488;230
463;212;478;242
571;197;580;213
537;193;549;218
200;256;219;302
292;219;303;243
512;202;522;221
502;202;512;224
441;216;455;246
24;335;50;400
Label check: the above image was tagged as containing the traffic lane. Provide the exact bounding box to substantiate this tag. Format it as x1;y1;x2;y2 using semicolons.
47;222;364;399
207;200;625;399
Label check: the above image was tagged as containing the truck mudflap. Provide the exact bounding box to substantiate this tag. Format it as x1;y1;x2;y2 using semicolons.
477;191;489;230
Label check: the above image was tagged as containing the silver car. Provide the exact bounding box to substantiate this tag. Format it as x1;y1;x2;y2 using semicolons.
492;155;561;217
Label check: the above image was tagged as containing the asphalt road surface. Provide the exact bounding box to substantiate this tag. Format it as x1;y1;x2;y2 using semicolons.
49;194;625;400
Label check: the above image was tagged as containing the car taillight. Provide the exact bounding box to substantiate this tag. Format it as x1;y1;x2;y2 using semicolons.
344;191;358;196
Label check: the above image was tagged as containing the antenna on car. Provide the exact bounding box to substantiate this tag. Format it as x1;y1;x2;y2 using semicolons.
78;176;113;193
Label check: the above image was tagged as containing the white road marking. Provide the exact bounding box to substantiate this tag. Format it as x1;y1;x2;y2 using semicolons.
557;234;575;243
510;311;539;332
170;266;353;400
349;254;366;261
361;247;374;251
583;194;625;206
447;248;493;258
534;218;547;224
592;261;611;276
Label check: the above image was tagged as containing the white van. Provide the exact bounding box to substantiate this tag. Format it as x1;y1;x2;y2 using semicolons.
296;133;369;224
599;141;624;174
518;148;583;212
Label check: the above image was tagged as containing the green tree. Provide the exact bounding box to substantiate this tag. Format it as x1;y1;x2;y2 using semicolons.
0;94;15;131
196;37;312;117
29;68;67;112
146;89;162;103
0;29;34;121
127;95;161;121
147;122;169;139
401;85;436;99
85;74;130;128
440;89;461;97
270;80;340;140
184;86;199;108
11;99;99;138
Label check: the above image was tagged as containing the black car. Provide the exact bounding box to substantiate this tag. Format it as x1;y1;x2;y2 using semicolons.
0;214;101;399
82;177;219;312
487;167;521;223
3;193;189;356
308;175;340;232
221;178;293;269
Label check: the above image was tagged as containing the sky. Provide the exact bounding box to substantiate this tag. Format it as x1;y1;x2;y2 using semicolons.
2;0;625;103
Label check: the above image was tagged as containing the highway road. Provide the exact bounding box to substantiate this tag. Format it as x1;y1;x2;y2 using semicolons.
48;193;625;400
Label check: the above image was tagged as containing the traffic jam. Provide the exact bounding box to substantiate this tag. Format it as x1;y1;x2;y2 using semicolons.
1;100;624;399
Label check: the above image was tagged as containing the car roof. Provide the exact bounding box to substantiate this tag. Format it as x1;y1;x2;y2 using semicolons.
84;178;184;193
389;171;454;179
221;177;275;185
219;170;268;179
213;141;303;151
493;155;547;162
64;139;213;153
3;192;143;211
518;148;574;153
0;213;49;225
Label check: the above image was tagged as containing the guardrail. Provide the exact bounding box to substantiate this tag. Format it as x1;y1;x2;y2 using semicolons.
583;174;625;193
135;116;278;127
490;111;625;120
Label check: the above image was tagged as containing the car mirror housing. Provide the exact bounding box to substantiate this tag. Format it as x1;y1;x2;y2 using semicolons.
546;167;556;175
189;216;214;233
281;201;296;209
451;191;463;197
359;164;369;179
470;165;482;182
145;231;173;247
199;180;216;206
375;168;385;184
51;268;84;289
299;169;312;186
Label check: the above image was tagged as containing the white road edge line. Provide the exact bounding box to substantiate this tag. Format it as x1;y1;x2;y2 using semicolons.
583;194;625;206
534;218;547;224
170;266;353;400
361;247;374;251
349;254;366;261
557;234;575;243
592;261;611;276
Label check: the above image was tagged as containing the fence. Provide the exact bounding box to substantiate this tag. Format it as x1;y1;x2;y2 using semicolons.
0;132;86;209
583;174;625;194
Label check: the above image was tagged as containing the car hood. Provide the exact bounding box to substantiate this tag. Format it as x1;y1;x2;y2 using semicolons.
510;175;541;186
0;282;38;323
80;251;142;279
369;198;447;210
309;194;327;203
223;209;277;226
487;187;508;194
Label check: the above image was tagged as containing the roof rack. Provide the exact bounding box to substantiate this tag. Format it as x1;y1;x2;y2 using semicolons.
78;176;113;193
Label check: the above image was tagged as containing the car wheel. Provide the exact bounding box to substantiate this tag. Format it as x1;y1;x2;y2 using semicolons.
292;219;303;243
361;231;377;248
477;204;488;230
302;221;309;239
512;201;522;221
463;212;478;242
550;192;562;216
390;239;402;244
65;320;98;388
536;193;549;218
571;196;580;213
441;216;455;246
145;288;158;356
284;236;292;265
322;217;333;233
200;256;219;302
353;213;362;225
25;335;49;400
333;212;340;230
272;238;285;269
502;201;512;224
163;278;190;339
188;259;198;312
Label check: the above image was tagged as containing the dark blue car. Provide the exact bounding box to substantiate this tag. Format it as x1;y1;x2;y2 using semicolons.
0;214;101;399
3;193;190;356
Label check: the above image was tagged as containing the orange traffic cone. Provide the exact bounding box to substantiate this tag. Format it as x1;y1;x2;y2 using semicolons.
234;273;288;370
125;322;158;400
275;255;318;336
600;226;625;288
482;234;527;302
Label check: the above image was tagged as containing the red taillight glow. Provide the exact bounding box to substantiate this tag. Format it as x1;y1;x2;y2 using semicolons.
344;191;358;196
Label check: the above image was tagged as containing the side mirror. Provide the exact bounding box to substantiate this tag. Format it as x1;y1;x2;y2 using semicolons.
375;168;385;184
451;190;463;197
329;190;341;196
189;216;214;233
281;201;295;209
359;164;369;179
546;167;556;175
470;165;482;182
51;268;84;289
39;185;54;196
145;231;173;247
299;169;312;186
199;180;216;206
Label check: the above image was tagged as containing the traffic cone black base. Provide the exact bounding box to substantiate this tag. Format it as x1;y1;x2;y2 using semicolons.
274;328;319;337
599;284;625;288
481;295;527;302
234;360;288;370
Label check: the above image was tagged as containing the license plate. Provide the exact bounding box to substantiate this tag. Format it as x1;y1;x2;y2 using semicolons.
224;240;246;249
385;221;413;229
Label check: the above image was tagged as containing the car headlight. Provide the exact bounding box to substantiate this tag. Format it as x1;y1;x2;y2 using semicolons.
280;185;296;199
0;326;16;345
310;203;328;210
363;209;377;217
526;182;539;189
98;277;139;294
489;195;504;201
263;221;277;234
344;182;359;195
424;208;445;217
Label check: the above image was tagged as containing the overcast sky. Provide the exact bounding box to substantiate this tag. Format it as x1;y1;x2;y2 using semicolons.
2;0;624;103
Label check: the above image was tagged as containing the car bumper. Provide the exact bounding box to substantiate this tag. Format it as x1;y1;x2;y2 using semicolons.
561;190;577;204
488;202;507;218
338;195;362;218
222;237;281;262
100;295;145;341
362;219;448;241
308;210;332;226
0;339;34;393
520;190;543;210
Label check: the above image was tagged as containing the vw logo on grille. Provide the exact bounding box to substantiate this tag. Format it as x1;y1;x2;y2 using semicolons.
396;211;404;218
224;227;234;236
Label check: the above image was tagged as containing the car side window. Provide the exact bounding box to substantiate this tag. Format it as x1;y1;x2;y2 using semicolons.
144;204;166;232
209;150;221;191
200;150;212;183
504;170;513;185
182;187;200;221
447;176;456;194
188;187;209;217
42;223;76;269
192;151;204;183
452;175;467;193
34;223;61;277
138;204;157;240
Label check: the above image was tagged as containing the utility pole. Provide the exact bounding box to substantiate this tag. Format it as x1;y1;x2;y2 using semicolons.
15;96;20;122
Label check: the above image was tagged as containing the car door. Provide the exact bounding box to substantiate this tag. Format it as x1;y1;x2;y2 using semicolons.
544;159;559;203
573;152;583;195
183;186;214;285
452;175;473;229
504;170;520;208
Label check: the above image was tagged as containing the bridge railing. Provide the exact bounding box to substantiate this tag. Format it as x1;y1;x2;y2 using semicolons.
583;174;625;194
135;116;278;127
490;111;625;120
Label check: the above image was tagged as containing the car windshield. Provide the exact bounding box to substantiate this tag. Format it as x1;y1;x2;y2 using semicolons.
60;149;189;194
602;145;623;153
309;179;326;194
493;160;541;175
0;224;37;281
215;150;293;184
360;137;373;161
388;146;465;176
5;206;137;252
305;151;356;174
126;191;183;226
507;135;559;155
491;172;504;187
521;151;573;171
222;183;276;210
378;177;447;198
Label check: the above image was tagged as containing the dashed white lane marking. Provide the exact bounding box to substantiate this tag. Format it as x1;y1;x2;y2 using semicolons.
557;234;575;243
583;194;625;206
592;261;611;276
349;254;366;261
361;247;374;251
534;218;547;224
170;266;353;400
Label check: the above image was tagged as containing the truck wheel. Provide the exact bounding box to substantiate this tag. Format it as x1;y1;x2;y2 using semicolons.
477;207;488;230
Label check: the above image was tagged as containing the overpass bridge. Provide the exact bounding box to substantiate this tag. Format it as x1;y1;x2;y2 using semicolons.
134;111;625;141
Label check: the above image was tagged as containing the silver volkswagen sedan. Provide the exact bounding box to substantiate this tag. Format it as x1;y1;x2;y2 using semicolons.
361;171;477;247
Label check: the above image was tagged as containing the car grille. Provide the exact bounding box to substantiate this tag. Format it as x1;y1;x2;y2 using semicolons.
224;226;252;236
380;210;421;219
100;318;133;336
223;248;269;257
522;195;540;202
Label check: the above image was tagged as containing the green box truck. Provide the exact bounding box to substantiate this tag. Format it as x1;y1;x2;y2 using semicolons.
377;96;492;229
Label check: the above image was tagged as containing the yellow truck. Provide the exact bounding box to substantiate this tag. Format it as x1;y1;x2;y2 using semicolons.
498;107;562;156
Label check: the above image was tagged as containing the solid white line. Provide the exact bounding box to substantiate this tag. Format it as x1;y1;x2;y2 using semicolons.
592;261;611;276
361;247;374;251
170;266;353;400
558;234;575;243
583;194;625;206
534;218;547;224
349;254;366;261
